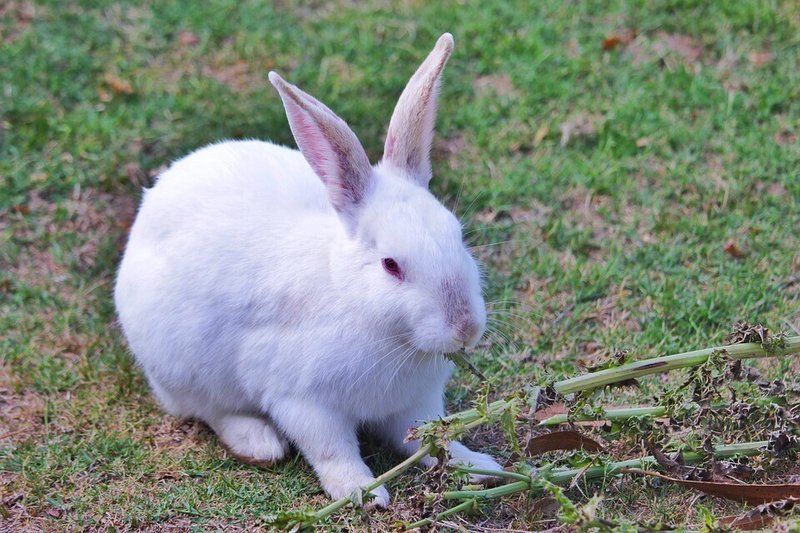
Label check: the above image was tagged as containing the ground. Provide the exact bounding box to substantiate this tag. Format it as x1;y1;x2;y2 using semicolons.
1;0;799;531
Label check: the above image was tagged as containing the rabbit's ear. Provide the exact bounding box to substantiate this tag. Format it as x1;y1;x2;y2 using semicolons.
269;72;372;223
382;33;454;188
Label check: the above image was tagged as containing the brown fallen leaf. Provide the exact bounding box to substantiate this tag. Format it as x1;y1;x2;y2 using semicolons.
719;512;773;531
523;430;605;456
602;29;636;51
719;499;799;531
719;498;800;531
104;72;134;95
602;35;623;51
11;203;30;215
723;239;746;259
622;468;800;505
533;124;549;147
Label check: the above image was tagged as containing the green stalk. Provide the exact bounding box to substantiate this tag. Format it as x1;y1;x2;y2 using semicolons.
455;466;532;483
439;440;768;501
309;406;511;524
539;405;668;426
405;498;477;530
311;443;434;522
554;337;800;395
300;335;799;527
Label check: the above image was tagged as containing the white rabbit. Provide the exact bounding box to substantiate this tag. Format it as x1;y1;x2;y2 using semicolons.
114;33;502;507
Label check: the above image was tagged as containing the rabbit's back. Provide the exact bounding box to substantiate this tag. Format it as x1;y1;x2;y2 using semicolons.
115;141;337;415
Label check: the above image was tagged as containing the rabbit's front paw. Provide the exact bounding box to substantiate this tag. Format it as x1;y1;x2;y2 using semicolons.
449;442;504;482
324;477;390;509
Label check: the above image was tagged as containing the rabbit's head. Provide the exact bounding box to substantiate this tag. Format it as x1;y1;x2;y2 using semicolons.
269;33;485;355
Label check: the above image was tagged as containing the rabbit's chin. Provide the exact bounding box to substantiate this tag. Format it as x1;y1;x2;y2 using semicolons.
410;334;475;356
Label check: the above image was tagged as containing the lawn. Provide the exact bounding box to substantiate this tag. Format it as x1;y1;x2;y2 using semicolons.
2;0;799;530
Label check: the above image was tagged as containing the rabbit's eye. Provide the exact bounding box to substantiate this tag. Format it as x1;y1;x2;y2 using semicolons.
381;257;404;281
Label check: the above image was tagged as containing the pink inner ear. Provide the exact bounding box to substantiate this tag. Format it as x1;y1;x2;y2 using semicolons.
286;99;334;181
384;132;395;160
282;95;366;213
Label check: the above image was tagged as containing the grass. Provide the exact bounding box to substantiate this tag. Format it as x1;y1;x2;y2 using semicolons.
2;0;799;530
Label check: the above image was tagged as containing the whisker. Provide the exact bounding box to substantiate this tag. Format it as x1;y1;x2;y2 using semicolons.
351;337;411;388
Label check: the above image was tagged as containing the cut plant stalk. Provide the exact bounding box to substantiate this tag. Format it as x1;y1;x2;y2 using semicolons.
406;441;769;529
292;336;800;529
539;405;668;426
302;398;523;528
554;336;800;395
439;440;769;502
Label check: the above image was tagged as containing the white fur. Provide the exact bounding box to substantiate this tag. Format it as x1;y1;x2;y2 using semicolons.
114;33;501;507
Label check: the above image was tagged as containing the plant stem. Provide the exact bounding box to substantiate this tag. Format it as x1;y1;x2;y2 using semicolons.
439;440;768;501
301;335;798;526
553;337;800;395
539;405;668;426
312;443;434;521
441;480;530;500
405;498;477;529
309;405;512;524
455;466;532;482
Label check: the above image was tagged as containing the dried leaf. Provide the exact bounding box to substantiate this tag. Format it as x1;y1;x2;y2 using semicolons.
768;431;799;456
728;321;769;345
723;239;746;259
720;498;799;530
719;512;774;531
623;468;800;505
602;35;623;51
523;430;605;456
602;29;636;51
104;72;134;95
646;442;688;477
11;203;30;215
533;124;549;147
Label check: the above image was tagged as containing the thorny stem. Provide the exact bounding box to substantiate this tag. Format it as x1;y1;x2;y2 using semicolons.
309;406;511;524
299;336;800;528
554;337;800;395
539;405;668;426
455;466;533;483
312;443;435;522
439;440;768;501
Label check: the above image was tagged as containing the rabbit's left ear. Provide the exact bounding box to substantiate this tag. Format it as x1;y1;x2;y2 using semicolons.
382;33;454;188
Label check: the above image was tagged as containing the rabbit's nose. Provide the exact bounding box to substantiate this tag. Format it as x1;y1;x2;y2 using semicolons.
453;313;481;346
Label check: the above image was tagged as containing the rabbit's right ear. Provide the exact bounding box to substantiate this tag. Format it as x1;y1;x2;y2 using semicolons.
382;33;454;188
269;72;372;226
